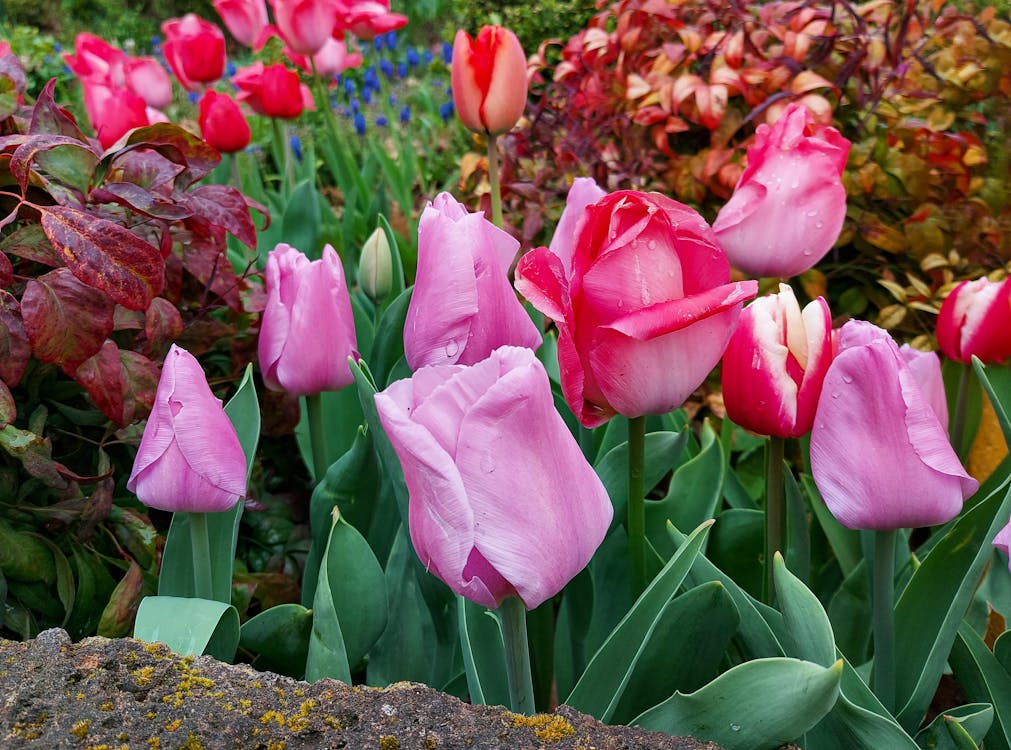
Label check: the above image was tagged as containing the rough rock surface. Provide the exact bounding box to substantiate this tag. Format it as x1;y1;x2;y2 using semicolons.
0;629;726;749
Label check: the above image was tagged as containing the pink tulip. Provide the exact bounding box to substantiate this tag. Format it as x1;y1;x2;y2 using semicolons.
404;193;541;370
64;33;127;86
994;522;1011;570
270;0;341;55
259;243;358;396
127;345;247;513
810;320;978;530
898;343;949;432
721;284;833;438
162;14;227;92
213;0;269;47
712;103;850;278
199;91;251;153
936;277;1011;365
123;57;173;110
233;62;309;119
308;37;363;76
516;189;757;428
334;0;407;41
451;26;528;135
374;346;613;610
81;80;150;149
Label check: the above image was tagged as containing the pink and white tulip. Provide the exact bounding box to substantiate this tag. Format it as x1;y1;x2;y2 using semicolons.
936;277;1011;365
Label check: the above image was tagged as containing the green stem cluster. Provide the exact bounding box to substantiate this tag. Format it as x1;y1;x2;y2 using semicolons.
487;133;504;229
872;528;897;712
628;415;647;599
499;596;536;715
765;436;786;603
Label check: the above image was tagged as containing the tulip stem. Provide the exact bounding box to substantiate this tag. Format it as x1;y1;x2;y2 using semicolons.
951;362;971;461
764;436;786;604
872;528;897;712
487;133;504;229
628;415;648;599
499;596;535;715
306;393;329;484
189;512;214;601
270;117;293;195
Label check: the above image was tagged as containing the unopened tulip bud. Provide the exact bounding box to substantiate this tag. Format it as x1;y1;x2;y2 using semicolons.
450;25;527;135
358;227;393;303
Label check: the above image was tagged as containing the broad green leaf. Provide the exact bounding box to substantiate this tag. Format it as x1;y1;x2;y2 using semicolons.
368;286;412;388
784;466;810;582
281;179;322;257
827;560;872;666
295;384;365;483
894;474;1011;731
239;603;312;678
707;507;764;600
974;359;1011;446
949;620;1011;750
375;214;407;309
458;597;509;708
565;520;713;720
946;359;984;459
305;515;352;684
134;595;239;663
594;431;689;530
915;703;993;750
633;657;843;749
773;552;835;667
803;474;861;578
610;581;739;725
224;364;261;481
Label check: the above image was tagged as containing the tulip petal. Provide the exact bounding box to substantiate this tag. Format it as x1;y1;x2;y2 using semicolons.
549;178;607;276
454;348;612;608
450;30;484;133
604;280;758;340
130;436;239;512
514;246;569;324
898;345;948;431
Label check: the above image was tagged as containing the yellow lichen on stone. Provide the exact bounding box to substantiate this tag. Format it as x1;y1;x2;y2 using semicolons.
164;718;183;732
180;732;205;750
100;701;115;711
132;667;155;687
70;720;91;739
11;712;48;740
147;738;160;748
259;710;286;726
506;712;576;743
266;741;287;750
379;735;400;750
323;715;343;730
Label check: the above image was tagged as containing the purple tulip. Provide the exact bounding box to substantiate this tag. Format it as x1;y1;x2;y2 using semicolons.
404;193;541;370
127;345;247;513
259;243;358;397
375;346;613;609
810;321;978;530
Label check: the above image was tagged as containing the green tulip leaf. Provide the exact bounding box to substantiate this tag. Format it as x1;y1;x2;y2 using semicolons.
802;474;861;578
305;514;352;684
633;657;843;750
134;595;239;663
158;365;259;603
783;466;811;581
827;560;872;666
594;430;689;531
949;620;1011;750
773;552;835;668
706;507;765;600
973;358;1011;447
280;179;321;258
915;703;994;750
894;474;1011;731
564;519;713;721
295;376;366;484
369;286;412;388
995;630;1011;674
239;603;312;678
609;581;739;725
458;596;509;708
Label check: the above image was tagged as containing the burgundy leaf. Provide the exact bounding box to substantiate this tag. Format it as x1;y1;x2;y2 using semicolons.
0;53;27;120
120;350;159;423
10;135;94;194
0;290;30;386
107;148;184;191
39;205;164;311
185;184;257;247
144;297;183;355
0;252;11;287
29;79;88;139
116;123;220;187
21;268;115;371
0;379;14;428
0;223;63;267
181;235;242;311
73;340;125;425
91;182;193;221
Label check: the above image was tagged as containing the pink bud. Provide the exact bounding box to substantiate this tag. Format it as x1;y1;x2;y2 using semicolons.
451;26;528;135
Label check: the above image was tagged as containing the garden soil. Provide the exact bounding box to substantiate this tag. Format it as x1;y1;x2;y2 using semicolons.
0;629;730;749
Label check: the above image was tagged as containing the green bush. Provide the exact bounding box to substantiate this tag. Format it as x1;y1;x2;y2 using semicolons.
448;0;598;52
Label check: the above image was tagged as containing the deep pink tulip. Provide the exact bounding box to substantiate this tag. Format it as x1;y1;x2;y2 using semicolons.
516;189;758;428
270;0;341;55
64;33;127;86
259;243;358;396
162;14;227;92
233;62;309;119
199;91;251;153
127;345;247;513
308;37;363;76
721;284;833;438
810;320;978;531
936;277;1011;365
123;57;173;110
451;26;528;135
404;193;541;370
334;0;407;41
375;346;613;610
712;103;850;278
213;0;269;47
81;80;150;149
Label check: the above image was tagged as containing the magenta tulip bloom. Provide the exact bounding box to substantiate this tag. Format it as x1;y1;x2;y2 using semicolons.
162;14;227;92
213;0;269;47
199;91;251;154
123;57;173;110
936;277;1011;365
128;345;247;513
712;103;850;279
516;189;757;428
80;81;151;149
259;243;358;396
375;346;612;610
334;0;408;41
451;26;528;135
810;320;978;530
270;0;341;55
404;193;541;370
233;62;309;119
722;284;833;438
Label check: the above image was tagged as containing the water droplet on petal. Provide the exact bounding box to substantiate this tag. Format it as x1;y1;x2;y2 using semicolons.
790;180;799;189
445;340;460;358
842;375;853;384
480;453;495;474
831;391;840;399
815;221;824;229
